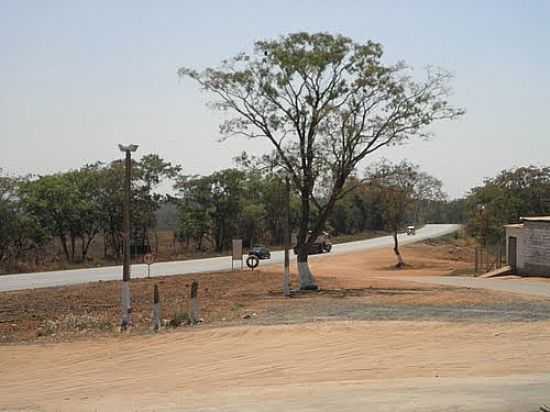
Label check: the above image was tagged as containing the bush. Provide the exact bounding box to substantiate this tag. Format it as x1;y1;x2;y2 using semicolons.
168;311;191;328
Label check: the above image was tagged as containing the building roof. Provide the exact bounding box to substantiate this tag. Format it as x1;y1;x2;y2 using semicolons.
504;223;524;228
521;216;550;223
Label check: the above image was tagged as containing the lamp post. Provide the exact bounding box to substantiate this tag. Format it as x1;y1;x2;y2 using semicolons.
119;144;138;330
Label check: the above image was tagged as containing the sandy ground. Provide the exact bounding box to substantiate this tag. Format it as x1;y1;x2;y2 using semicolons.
2;242;550;411
1;321;550;411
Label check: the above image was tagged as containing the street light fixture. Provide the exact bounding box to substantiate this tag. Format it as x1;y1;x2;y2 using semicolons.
119;143;139;330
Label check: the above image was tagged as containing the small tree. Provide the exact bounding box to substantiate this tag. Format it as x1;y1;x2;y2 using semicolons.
180;32;463;289
367;160;445;267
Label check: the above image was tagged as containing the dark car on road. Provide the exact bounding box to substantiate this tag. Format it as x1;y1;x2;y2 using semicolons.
248;244;271;260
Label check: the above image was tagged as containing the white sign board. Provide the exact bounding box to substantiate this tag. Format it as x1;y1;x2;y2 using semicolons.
232;239;243;271
232;239;243;260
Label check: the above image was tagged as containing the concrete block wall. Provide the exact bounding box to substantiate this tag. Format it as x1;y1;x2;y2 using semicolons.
523;222;550;275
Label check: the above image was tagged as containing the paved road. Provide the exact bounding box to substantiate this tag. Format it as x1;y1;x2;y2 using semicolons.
0;224;459;292
400;275;550;298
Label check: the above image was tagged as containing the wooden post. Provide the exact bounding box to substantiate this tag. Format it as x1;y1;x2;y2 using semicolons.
152;284;161;331
190;280;199;324
474;247;479;274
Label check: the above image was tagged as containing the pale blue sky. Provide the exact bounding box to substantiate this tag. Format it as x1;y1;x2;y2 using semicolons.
1;0;549;198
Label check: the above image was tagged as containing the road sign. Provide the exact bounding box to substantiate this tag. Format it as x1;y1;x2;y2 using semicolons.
144;253;155;265
232;239;243;271
246;255;259;270
144;253;155;278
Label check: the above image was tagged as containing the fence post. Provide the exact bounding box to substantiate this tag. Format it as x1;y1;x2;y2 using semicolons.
190;280;199;324
152;284;161;332
474;247;479;274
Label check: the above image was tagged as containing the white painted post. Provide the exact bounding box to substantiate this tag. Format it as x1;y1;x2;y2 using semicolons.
121;281;132;330
190;280;199;324
152;284;161;331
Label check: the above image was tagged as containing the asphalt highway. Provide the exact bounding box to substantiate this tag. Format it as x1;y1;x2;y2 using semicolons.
0;224;460;292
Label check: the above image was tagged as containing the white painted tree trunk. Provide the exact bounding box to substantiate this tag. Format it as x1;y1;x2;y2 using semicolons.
121;281;132;330
298;260;318;290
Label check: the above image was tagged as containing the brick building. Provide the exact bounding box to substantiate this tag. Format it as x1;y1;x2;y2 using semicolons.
505;217;550;276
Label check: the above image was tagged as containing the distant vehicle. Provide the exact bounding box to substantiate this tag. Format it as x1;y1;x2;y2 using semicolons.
293;231;332;255
406;225;416;235
248;244;271;259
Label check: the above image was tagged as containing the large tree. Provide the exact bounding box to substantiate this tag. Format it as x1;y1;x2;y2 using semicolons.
180;32;463;289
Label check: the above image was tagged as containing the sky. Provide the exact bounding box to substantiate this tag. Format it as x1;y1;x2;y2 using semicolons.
1;0;549;198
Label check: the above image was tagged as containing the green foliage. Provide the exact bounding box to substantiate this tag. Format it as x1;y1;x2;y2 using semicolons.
168;310;192;328
0;171;46;265
465;166;550;245
329;177;385;235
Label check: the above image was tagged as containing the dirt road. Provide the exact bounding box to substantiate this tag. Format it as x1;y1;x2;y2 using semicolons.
1;321;550;411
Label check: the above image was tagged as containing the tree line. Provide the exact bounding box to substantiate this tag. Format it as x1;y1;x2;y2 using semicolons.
0;155;179;271
464;166;550;246
1;155;446;273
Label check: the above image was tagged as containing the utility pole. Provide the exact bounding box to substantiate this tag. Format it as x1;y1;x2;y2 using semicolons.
283;176;290;297
119;144;139;330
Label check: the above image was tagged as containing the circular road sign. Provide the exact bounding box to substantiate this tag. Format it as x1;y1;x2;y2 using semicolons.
246;255;259;270
144;253;155;265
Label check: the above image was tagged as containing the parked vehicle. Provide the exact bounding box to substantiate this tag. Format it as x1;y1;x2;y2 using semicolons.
248;244;271;259
293;231;332;255
406;225;416;235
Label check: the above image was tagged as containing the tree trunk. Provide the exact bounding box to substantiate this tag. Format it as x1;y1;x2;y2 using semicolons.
70;234;76;262
297;251;318;290
103;232;108;259
393;231;405;268
59;234;70;261
82;233;96;261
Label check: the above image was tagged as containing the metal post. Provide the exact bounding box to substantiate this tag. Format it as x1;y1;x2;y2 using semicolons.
123;149;131;282
283;176;290;297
